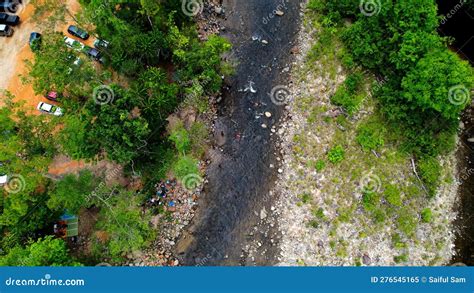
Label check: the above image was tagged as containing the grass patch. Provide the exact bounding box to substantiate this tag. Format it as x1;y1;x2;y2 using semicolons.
328;145;345;163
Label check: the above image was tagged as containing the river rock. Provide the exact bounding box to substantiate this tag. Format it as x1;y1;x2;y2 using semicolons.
362;254;371;265
260;207;267;220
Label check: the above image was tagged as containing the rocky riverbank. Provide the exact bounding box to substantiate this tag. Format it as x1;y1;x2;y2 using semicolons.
271;7;460;266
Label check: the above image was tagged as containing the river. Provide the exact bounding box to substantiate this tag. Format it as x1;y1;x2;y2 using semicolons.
175;0;303;265
437;0;474;266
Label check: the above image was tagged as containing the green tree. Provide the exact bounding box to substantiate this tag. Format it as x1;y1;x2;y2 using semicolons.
26;32;97;97
0;236;80;266
401;49;474;120
47;171;97;214
93;189;154;262
0;99;56;248
131;67;179;127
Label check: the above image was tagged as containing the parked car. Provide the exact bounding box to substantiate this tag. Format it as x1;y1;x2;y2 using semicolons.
64;36;85;51
45;91;62;102
93;39;109;50
83;46;104;63
0;173;7;186
0;2;19;13
0;13;19;25
37;102;63;116
0;24;12;37
29;32;41;51
67;25;89;40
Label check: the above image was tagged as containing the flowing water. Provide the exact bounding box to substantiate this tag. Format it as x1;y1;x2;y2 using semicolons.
175;0;302;265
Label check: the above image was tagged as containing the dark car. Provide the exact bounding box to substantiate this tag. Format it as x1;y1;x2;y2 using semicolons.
29;32;41;51
0;1;20;13
67;25;89;40
0;24;13;37
0;13;19;26
93;39;109;50
83;46;102;61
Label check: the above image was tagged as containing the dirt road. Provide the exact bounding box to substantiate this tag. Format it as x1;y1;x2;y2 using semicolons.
0;4;36;91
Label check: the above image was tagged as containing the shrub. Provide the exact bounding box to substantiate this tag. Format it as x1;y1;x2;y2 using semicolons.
312;207;327;220
397;209;417;236
337;207;353;223
344;72;364;94
0;237;79;266
308;220;319;228
417;156;442;197
300;193;312;204
362;191;380;211
189;122;209;158
93;189;154;262
394;253;409;264
421;208;432;223
169;122;191;155
372;208;386;223
330;87;363;115
356;119;386;151
315;159;326;171
328;145;345;163
47;170;97;214
391;233;407;249
384;184;402;206
323;0;359;17
173;155;199;180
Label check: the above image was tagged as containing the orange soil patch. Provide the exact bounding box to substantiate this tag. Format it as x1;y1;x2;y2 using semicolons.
47;155;89;176
47;154;129;187
7;45;45;115
0;4;36;106
6;1;97;115
2;0;108;177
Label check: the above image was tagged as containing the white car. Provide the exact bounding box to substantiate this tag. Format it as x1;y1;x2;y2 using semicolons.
0;174;7;186
64;36;85;51
37;102;63;116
